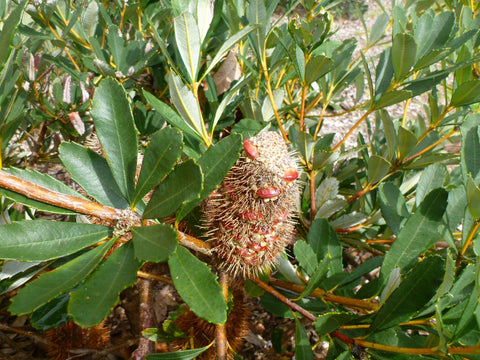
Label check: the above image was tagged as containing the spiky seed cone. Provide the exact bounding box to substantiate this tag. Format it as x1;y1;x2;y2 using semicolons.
203;131;300;277
169;288;250;359
45;321;110;360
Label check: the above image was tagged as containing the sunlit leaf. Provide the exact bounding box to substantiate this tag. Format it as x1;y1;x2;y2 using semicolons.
91;78;138;203
174;11;201;83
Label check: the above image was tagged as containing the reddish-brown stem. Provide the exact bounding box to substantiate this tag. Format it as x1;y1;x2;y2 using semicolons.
332;110;372;152
309;171;316;222
216;272;229;360
0;169;212;254
249;277;316;322
131;265;156;359
269;278;378;312
299;85;307;131
0;169;122;220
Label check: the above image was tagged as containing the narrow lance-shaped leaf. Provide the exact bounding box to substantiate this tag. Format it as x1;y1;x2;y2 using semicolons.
0;0;28;67
378;182;409;235
293;240;318;275
143;89;202;141
169;72;206;142
307;218;343;274
196;0;214;43
9;238;115;315
295;318;315;360
246;0;266;60
81;0;99;38
392;33;417;81
0;220;112;262
69;242;142;327
174;12;201;83
168;246;226;324
59;142;129;209
133;127;183;205
367;155;391;185
451;80;480;107
143;160;203;219
91;78;138;203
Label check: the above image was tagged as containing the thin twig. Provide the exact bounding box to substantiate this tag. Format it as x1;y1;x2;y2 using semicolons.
216;271;229;360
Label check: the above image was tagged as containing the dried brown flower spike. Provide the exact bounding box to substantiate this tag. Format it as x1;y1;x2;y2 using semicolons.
204;131;300;277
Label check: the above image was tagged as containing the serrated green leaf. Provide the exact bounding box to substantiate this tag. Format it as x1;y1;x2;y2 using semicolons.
372;256;445;332
169;72;205;141
367;155;391;185
461;114;480;184
0;220;112;261
133;127;183;205
69;242;142;327
307;219;343;274
374;48;394;99
9;239;114;315
381;188;448;284
0;167;87;214
294;240;318;275
143;160;203;219
451;80;480;107
177;134;242;220
59;142;129;209
132;224;178;262
146;346;209;360
174;11;201;83
91;78;138;203
246;0;266;60
30;292;70;330
143;90;203;141
392;33;417;81
300;256;330;299
295;318;315;360
314;177;339;210
378;182;409;235
314;312;357;337
168;246;226;324
416;163;447;206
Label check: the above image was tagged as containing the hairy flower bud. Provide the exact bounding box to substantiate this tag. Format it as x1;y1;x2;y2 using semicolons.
203;131;300;277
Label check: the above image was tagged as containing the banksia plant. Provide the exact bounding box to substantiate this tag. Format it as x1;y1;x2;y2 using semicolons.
203;131;300;277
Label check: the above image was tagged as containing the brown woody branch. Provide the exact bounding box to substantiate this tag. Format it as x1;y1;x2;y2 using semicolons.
0;169;211;254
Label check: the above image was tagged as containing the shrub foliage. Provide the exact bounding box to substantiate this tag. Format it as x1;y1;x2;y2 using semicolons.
1;0;480;358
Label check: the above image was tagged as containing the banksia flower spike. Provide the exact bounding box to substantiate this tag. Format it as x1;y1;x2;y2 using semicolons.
203;131;300;277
